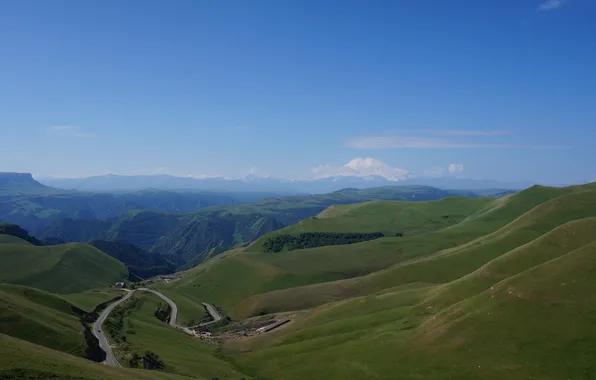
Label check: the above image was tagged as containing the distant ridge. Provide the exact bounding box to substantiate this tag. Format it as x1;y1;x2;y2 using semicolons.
0;172;49;193
39;172;538;193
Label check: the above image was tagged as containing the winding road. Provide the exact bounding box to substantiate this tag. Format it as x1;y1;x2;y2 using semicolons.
92;288;221;367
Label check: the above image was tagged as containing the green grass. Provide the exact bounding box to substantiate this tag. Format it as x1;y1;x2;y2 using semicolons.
0;333;195;380
0;242;128;294
232;187;596;317
7;182;596;380
0;284;87;357
0;234;31;245
249;196;494;251
163;185;595;319
225;217;596;380
104;292;249;379
156;288;207;326
62;288;124;311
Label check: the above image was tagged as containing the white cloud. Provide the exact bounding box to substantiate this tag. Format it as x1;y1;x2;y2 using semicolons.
312;157;410;181
448;164;465;175
48;125;96;138
538;0;563;11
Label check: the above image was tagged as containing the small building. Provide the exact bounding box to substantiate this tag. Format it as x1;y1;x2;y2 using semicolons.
115;282;126;288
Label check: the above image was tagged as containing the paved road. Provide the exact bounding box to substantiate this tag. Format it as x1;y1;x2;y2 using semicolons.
92;290;135;366
200;302;222;325
93;288;221;366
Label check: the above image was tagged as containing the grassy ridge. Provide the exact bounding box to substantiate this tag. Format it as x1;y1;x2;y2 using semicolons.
228;217;596;379
164;186;588;319
249;196;494;251
232;187;596;317
0;234;31;245
0;242;127;294
0;284;87;357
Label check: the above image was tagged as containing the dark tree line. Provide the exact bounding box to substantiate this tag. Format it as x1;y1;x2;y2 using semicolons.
263;232;384;252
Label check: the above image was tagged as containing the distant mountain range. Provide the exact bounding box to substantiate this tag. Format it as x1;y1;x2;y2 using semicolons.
38;173;538;193
1;171;513;268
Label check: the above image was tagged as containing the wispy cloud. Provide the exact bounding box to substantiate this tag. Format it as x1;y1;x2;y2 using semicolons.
345;131;567;149
423;130;512;136
345;135;511;149
537;0;563;11
48;126;96;138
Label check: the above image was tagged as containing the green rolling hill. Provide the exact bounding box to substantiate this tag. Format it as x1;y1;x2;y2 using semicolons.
4;182;596;379
0;234;31;245
0;240;127;294
149;183;596;379
0;284;90;358
230;217;596;380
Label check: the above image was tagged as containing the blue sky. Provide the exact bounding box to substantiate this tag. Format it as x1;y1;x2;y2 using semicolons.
1;0;595;184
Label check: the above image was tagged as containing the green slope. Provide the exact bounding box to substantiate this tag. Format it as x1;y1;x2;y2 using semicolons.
233;187;596;317
0;333;196;380
0;242;128;294
163;185;592;319
248;196;494;251
0;234;31;245
0;284;88;357
227;217;596;380
62;288;123;312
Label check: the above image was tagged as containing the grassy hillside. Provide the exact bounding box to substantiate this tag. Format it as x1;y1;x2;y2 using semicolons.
0;333;196;380
0;284;88;357
0;234;30;244
249;196;494;251
104;292;249;379
233;187;596;317
5;183;596;379
62;288;123;312
0;242;127;294
159;184;596;321
227;217;596;380
161;187;563;318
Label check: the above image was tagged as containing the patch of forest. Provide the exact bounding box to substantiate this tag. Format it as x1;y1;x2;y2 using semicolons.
263;232;384;252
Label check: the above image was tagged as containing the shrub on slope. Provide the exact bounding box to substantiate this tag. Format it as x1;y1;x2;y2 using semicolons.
262;232;385;252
